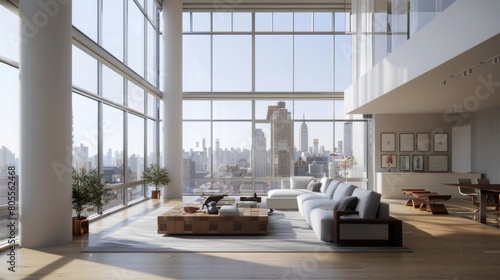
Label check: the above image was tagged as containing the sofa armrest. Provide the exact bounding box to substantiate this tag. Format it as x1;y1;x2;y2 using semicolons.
281;179;291;189
333;211;403;246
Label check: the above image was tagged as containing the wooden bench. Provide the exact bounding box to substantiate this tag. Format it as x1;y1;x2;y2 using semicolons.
411;191;437;209
424;194;452;214
402;189;429;207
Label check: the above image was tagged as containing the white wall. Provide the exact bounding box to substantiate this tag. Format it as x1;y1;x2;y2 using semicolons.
470;107;500;182
451;125;471;172
346;0;500;113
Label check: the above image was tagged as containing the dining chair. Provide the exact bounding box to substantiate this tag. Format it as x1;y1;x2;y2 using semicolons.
457;178;478;206
477;178;500;210
457;179;479;219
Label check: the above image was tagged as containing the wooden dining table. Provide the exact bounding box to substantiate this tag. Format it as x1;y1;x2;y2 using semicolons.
443;183;500;223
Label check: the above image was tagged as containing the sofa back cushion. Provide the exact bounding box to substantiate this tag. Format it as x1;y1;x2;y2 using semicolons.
324;180;342;199
290;176;314;189
352;188;382;219
319;177;334;193
331;183;357;201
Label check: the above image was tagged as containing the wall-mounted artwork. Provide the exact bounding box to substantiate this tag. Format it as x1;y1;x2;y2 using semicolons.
429;155;448;172
399;133;414;152
434;133;448;152
399;155;410;171
412;155;424;171
381;133;396;152
381;154;397;169
416;133;430;152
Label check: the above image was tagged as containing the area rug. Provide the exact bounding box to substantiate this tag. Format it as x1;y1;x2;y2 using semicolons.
82;206;412;253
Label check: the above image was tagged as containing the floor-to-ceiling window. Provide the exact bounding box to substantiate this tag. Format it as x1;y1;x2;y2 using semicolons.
182;10;366;195
71;0;161;216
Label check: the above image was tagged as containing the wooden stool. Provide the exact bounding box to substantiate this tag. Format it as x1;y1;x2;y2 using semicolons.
402;189;428;207
425;195;452;214
411;191;437;209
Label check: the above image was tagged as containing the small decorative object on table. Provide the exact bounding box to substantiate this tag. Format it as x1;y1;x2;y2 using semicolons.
207;201;219;214
240;192;262;203
200;193;228;209
183;206;200;213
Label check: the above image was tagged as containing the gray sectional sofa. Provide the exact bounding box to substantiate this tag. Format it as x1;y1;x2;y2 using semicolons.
267;176;402;245
266;176;334;210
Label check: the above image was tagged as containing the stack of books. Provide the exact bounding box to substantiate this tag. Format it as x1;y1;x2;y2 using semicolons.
218;205;240;216
237;201;258;208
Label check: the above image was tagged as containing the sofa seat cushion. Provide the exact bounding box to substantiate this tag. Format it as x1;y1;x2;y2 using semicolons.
267;189;312;199
309;208;335;242
302;198;336;225
290;176;314;189
297;193;327;215
351;188;382;219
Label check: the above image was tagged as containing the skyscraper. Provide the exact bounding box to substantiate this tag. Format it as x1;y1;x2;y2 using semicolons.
299;116;308;153
313;139;319;155
214;139;221;173
254;128;267;177
73;143;90;169
0;146;16;168
267;101;292;177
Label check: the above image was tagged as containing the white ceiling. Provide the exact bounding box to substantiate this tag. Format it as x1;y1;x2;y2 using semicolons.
350;33;500;115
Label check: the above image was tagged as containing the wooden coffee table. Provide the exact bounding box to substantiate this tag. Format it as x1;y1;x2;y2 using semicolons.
157;204;268;235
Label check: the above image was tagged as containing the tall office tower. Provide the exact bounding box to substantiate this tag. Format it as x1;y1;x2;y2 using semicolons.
313;139;319;154
73;143;90;169
337;140;343;154
254;128;268;177
214;139;221;173
267;101;293;177
299;115;308;153
105;148;113;166
0;146;15;167
128;154;141;180
201;138;208;174
344;122;353;157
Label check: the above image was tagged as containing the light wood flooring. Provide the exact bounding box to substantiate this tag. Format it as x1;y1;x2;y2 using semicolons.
2;197;500;279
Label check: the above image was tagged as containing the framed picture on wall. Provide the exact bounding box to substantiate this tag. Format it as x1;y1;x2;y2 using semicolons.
399;155;411;171
399;133;414;152
434;133;448;152
429;155;448;172
416;133;430;152
412;155;424;171
380;133;396;152
381;154;397;169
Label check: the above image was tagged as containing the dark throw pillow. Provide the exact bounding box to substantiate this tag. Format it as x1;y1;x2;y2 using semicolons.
332;196;359;211
307;180;322;192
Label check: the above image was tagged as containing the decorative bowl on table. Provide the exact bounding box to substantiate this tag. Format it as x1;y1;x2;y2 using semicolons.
183;206;200;213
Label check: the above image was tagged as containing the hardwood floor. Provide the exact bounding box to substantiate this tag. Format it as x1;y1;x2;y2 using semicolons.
2;197;500;279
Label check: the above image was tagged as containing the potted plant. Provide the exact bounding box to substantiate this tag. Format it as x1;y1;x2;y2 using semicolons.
72;167;111;235
142;163;171;199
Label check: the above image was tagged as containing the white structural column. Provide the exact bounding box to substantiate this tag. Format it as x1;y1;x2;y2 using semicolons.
19;0;73;247
162;0;183;199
